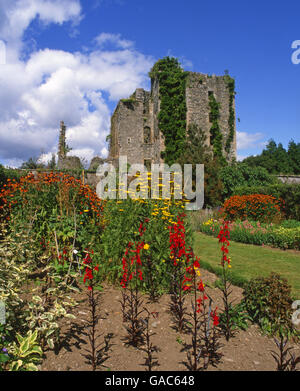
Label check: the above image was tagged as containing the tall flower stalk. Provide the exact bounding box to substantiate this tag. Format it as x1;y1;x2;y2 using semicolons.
169;216;190;332
82;250;101;371
183;255;220;370
217;222;233;341
120;221;148;346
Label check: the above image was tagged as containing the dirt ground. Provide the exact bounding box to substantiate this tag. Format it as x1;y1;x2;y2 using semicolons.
40;269;300;372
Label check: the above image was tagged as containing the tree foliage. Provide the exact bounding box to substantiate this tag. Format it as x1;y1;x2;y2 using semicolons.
176;123;223;208
243;139;300;175
220;162;277;199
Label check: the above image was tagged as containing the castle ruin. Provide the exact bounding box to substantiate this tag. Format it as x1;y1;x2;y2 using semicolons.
108;68;237;167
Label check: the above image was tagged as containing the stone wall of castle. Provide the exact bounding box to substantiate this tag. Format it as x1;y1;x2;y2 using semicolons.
109;88;162;166
108;70;237;167
185;72;237;161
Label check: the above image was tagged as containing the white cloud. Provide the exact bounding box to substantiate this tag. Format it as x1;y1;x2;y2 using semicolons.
95;32;134;49
237;131;266;150
0;0;82;60
0;1;154;167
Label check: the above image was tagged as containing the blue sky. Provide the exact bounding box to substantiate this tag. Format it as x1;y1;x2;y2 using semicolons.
0;0;299;166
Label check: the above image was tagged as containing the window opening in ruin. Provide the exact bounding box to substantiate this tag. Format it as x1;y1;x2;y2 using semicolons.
144;126;151;144
144;159;152;171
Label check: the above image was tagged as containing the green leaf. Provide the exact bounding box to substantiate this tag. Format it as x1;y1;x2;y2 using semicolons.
26;362;39;371
0;354;10;363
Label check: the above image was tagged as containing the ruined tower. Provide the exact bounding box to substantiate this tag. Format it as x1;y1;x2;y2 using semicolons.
57;121;82;170
58;120;67;162
108;62;237;167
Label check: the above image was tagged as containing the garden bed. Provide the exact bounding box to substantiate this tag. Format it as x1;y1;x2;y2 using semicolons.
40;269;300;371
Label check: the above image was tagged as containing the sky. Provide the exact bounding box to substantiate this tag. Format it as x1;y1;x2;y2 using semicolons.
0;0;299;167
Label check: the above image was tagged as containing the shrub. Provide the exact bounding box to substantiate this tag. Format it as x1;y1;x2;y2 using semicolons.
0;166;26;188
233;183;300;221
0;172;105;272
220;163;277;199
243;273;294;336
222;194;283;222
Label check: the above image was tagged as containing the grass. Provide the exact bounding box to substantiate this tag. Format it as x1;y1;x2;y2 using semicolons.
193;232;300;300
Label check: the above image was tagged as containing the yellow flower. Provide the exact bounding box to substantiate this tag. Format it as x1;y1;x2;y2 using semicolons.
144;244;150;250
84;210;89;212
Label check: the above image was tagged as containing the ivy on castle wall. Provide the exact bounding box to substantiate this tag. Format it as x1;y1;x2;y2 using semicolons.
208;93;224;163
224;75;235;154
149;57;187;165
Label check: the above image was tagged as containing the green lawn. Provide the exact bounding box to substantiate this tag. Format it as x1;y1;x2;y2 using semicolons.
193;232;300;299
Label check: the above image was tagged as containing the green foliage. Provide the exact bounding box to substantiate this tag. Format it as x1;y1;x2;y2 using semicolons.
219;302;250;332
204;157;224;208
233;183;300;221
224;75;236;153
176;123;223;208
0;167;26;188
0;219;79;371
0;165;5;187
20;157;45;170
149;57;187;165
176;123;209;166
243;273;294;336
220;162;277;199
101;197;193;292
25;295;76;350
9;330;43;371
199;219;300;250
0;172;105;260
208;93;224;163
243;139;300;175
47;154;56;170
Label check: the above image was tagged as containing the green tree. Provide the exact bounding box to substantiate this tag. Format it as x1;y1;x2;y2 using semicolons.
176;123;223;207
243;139;297;175
220;162;277;199
0;164;5;187
287;140;300;174
47;154;56;170
20;157;45;169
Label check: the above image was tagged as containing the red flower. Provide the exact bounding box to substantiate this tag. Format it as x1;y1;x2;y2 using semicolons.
193;259;200;269
197;281;205;292
211;308;219;326
218;222;230;266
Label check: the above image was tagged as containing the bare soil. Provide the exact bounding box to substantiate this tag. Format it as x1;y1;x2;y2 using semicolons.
40;269;300;372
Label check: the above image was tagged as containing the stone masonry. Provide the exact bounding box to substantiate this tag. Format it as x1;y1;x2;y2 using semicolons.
108;69;237;167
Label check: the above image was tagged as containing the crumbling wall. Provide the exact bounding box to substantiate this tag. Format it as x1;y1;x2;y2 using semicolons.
108;69;237;167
